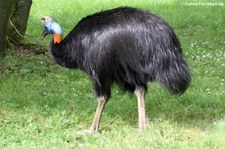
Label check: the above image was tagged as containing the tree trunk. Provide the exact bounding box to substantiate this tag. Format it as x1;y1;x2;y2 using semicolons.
7;0;32;44
0;0;15;54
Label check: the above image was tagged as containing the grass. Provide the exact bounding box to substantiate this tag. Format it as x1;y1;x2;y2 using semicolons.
0;0;225;148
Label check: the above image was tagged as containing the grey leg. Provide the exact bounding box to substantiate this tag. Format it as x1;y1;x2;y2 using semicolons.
89;96;107;133
135;87;147;130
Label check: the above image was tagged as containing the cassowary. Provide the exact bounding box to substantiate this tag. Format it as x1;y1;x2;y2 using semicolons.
41;7;191;133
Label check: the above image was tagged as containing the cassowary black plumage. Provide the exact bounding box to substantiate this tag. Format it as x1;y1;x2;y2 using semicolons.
41;7;191;133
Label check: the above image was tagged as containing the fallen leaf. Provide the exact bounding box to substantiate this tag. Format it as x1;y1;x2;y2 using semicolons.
0;109;7;115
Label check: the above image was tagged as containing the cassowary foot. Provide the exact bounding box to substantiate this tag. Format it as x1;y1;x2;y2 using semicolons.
77;129;97;135
77;96;107;135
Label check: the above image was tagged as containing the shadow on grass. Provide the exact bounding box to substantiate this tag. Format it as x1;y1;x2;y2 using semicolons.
1;72;224;133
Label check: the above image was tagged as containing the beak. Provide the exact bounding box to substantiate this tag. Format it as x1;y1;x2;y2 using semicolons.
41;27;49;39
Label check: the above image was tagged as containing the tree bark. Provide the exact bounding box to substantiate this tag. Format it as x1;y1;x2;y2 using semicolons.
0;0;15;53
7;0;32;44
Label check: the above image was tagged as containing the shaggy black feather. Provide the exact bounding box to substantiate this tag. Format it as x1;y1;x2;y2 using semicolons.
50;7;191;99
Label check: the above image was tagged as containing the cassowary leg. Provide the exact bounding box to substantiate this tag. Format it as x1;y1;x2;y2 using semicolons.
135;87;147;130
90;96;107;133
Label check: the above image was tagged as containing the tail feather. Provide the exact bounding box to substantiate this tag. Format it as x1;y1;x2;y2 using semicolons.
156;52;191;94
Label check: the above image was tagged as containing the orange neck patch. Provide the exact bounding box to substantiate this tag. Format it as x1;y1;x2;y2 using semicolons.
53;33;63;44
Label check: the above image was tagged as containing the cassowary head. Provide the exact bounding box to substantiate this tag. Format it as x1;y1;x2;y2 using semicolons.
41;16;63;44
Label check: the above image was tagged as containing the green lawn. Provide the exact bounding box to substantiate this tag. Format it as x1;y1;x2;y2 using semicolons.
0;0;225;148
